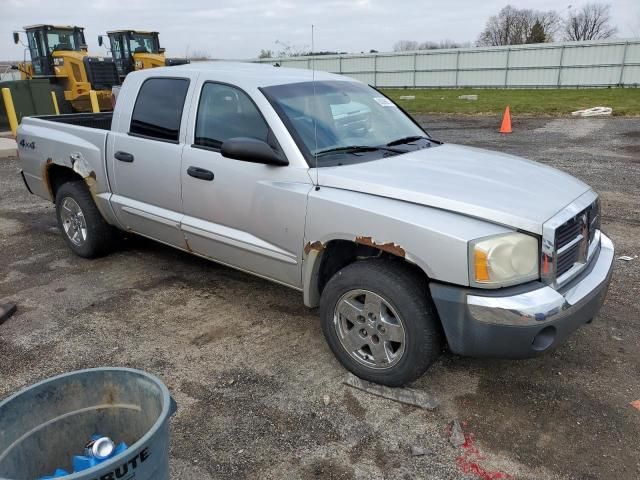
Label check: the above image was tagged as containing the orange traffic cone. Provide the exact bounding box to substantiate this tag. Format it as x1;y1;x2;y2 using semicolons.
500;106;512;134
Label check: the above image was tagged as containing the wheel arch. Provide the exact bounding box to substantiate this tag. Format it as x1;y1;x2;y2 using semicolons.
302;237;432;308
44;159;120;228
44;163;85;201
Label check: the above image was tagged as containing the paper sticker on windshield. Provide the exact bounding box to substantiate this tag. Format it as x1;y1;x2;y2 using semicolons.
373;97;395;107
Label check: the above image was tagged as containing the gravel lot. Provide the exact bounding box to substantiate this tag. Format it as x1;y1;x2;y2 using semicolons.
1;115;639;479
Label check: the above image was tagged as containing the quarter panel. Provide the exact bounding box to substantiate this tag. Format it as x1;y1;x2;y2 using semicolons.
17;118;120;226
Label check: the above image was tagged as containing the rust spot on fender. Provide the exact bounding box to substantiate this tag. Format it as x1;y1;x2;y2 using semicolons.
355;236;406;258
304;241;325;256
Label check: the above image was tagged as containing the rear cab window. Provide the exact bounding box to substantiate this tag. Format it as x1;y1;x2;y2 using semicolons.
130;77;190;143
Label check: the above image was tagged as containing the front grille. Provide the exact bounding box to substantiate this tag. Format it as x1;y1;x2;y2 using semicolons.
557;241;581;276
556;217;582;250
553;199;599;279
83;57;120;90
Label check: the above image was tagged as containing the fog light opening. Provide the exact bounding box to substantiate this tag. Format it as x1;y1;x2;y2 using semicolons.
532;326;556;351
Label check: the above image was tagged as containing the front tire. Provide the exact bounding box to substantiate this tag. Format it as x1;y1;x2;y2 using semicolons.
320;259;443;387
55;180;117;258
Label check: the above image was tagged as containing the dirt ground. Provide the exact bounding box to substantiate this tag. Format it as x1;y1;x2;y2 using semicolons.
1;115;639;480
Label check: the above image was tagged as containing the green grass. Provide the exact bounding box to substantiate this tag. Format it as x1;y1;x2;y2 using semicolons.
381;88;640;116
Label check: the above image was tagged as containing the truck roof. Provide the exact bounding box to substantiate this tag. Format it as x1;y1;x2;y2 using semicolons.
132;61;357;90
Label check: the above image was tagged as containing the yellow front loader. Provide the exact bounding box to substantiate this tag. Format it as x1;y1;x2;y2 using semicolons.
98;30;189;81
13;25;119;112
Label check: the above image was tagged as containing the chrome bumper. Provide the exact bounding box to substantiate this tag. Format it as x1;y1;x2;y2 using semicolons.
430;233;614;358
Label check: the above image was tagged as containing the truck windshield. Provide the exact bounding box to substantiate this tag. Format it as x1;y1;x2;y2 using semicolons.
262;80;431;167
46;29;81;52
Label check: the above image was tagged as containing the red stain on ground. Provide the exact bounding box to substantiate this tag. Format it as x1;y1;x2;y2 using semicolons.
631;400;640;411
455;432;513;480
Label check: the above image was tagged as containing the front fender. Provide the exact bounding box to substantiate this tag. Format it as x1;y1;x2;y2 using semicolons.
302;187;513;306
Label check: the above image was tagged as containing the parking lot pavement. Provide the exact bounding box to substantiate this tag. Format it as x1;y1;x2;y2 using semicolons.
1;115;639;479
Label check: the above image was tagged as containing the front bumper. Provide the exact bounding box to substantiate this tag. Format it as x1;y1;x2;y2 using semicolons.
430;233;614;358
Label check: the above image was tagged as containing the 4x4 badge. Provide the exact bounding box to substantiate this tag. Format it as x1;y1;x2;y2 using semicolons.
18;139;35;150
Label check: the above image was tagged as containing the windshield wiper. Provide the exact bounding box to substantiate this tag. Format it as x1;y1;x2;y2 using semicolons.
386;135;431;146
315;145;406;157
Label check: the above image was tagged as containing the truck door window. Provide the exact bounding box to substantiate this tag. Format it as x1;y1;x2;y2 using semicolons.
130;77;189;142
194;83;269;150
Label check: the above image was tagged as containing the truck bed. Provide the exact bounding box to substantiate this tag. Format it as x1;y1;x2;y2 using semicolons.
35;112;113;131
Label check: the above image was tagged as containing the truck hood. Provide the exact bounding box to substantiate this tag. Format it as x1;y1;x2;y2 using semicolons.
315;144;591;234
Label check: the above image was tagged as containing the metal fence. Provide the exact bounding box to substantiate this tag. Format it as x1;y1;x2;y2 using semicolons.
256;39;640;88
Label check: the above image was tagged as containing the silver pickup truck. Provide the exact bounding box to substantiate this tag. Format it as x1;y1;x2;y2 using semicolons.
17;62;614;386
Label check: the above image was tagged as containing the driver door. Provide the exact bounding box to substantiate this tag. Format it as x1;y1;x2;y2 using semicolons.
180;81;311;288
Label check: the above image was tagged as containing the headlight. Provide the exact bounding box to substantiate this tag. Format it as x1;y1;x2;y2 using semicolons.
470;233;539;288
53;58;64;66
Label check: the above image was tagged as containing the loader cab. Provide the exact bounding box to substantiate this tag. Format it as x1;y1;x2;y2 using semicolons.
100;30;190;80
102;30;162;79
20;25;87;77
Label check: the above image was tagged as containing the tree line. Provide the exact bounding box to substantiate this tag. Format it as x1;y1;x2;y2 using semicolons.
395;2;618;51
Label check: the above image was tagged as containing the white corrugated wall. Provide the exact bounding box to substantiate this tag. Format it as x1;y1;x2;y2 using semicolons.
256;39;640;88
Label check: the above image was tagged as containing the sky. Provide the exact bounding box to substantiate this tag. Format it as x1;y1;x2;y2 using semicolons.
0;0;638;61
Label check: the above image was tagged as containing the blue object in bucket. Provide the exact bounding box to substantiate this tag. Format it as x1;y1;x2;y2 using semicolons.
39;468;70;479
73;435;129;472
39;434;128;479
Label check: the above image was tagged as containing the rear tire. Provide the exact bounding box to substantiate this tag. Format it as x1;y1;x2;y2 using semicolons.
55;180;117;258
320;259;443;387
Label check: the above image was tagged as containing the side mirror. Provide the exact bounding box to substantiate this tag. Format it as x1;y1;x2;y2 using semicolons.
158;47;166;54
13;32;19;45
98;35;103;47
221;137;288;166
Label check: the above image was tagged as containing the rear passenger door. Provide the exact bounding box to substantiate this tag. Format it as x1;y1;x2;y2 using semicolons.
180;81;311;288
108;76;192;248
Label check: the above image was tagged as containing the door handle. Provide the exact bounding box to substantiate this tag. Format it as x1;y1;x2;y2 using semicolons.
114;151;134;163
187;166;214;181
